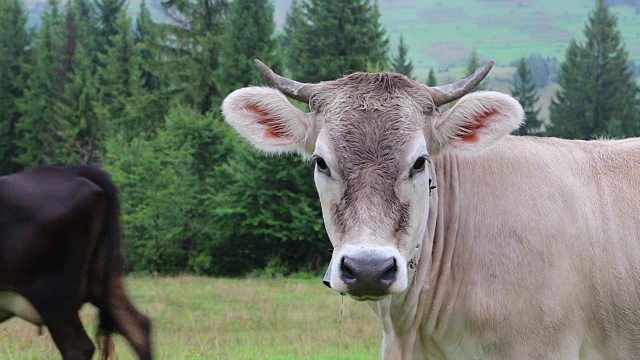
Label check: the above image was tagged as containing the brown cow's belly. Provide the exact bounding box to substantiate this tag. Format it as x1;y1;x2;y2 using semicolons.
0;291;43;325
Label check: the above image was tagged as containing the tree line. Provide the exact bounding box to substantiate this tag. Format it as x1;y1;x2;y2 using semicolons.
0;0;638;276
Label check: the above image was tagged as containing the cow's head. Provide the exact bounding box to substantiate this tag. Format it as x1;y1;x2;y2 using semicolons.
222;60;523;301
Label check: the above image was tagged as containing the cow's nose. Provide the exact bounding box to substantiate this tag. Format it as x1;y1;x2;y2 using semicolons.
339;256;397;296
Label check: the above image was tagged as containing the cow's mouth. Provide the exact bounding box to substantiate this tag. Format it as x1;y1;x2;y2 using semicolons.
349;294;387;302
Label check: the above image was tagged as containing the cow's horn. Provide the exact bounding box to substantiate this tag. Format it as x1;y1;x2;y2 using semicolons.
430;60;494;106
254;59;317;103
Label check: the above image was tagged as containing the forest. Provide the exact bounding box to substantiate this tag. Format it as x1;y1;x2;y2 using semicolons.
0;0;638;276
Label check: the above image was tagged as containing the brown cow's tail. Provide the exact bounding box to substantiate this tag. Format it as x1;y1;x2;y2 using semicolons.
71;165;120;360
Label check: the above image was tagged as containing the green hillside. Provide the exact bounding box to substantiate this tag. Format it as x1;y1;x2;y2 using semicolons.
272;1;639;76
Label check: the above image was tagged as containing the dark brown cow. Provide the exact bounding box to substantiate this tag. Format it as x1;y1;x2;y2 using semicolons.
0;165;152;360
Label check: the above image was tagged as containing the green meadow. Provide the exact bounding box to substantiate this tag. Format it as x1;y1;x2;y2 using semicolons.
0;276;381;359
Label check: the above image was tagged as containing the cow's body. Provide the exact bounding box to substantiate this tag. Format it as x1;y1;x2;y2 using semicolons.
222;59;640;359
0;165;152;360
376;135;640;359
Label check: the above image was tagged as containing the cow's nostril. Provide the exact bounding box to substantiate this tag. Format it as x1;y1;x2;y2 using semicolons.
340;257;357;281
380;258;397;288
381;258;397;281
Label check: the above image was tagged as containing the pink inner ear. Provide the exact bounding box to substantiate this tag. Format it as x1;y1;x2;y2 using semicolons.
458;109;500;143
244;104;288;139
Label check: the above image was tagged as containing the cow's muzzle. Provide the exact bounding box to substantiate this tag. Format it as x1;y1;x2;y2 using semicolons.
335;255;397;297
324;246;408;299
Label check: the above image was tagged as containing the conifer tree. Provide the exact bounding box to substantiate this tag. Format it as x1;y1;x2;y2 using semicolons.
135;0;163;91
43;0;103;165
281;0;307;78
465;49;486;91
15;0;64;167
218;0;282;95
549;0;638;139
390;35;414;78
209;144;328;274
285;0;389;82
135;0;154;44
129;0;170;135
61;0;79;80
159;0;228;113
511;58;543;136
214;0;326;274
72;0;100;72
95;0;126;51
0;0;30;173
426;67;437;86
55;44;100;164
96;10;145;141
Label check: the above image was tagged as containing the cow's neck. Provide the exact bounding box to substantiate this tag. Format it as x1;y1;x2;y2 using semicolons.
373;152;463;358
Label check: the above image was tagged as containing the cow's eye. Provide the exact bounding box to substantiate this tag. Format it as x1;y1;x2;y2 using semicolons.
314;156;331;176
410;156;426;178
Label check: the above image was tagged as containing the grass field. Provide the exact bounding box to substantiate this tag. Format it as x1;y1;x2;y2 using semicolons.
0;276;381;359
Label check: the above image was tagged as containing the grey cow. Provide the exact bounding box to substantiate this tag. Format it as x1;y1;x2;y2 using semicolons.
222;59;640;359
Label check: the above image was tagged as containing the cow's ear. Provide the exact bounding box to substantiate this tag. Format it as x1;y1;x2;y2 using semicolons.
430;91;524;154
222;86;315;156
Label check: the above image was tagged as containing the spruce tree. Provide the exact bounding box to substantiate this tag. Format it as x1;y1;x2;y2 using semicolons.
511;58;543;136
426;67;437;86
72;0;100;73
55;44;100;164
281;0;307;79
135;0;163;92
465;49;486;91
0;0;30;173
159;0;228;113
95;0;126;52
96;10;145;141
286;0;389;82
15;0;64;168
218;0;282;95
549;0;638;139
215;0;328;274
135;0;154;44
61;0;79;80
390;35;414;78
209;144;328;274
130;0;170;135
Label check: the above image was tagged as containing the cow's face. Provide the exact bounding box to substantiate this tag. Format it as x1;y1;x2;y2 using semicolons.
308;78;435;300
222;61;523;300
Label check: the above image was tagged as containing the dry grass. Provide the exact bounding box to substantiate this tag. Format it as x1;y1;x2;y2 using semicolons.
0;276;381;359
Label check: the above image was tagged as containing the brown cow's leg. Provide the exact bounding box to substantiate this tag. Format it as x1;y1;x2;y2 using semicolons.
39;309;95;360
